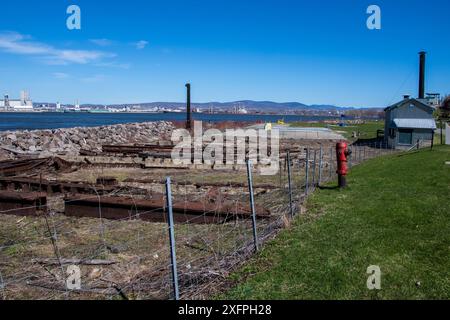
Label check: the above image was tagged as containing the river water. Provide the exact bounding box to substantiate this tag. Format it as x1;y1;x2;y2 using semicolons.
0;112;345;131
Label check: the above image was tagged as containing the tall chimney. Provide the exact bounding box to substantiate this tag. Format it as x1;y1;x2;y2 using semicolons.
418;51;426;99
185;83;192;129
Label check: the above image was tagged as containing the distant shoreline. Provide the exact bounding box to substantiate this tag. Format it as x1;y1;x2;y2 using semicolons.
0;110;343;116
0;112;373;132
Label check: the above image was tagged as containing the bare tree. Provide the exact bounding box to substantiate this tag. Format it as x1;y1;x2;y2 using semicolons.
438;95;450;120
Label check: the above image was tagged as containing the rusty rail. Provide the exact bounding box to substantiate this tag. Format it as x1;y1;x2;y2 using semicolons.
0;157;72;177
0;177;118;195
102;144;174;155
123;178;278;190
64;194;270;224
0;191;47;216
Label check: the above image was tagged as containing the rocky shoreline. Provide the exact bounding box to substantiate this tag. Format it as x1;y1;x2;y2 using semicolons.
0;121;174;160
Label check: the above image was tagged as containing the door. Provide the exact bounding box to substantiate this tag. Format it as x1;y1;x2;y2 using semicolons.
398;129;413;145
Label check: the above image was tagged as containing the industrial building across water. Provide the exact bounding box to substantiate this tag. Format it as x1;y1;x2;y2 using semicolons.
0;91;33;112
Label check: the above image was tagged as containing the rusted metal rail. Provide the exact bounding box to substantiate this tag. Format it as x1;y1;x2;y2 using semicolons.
96;176;119;186
0;191;47;216
0;177;118;195
102;144;174;155
64;195;270;224
123;178;278;190
0;157;71;177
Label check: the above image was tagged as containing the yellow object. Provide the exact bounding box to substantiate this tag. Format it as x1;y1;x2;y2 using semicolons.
277;119;285;125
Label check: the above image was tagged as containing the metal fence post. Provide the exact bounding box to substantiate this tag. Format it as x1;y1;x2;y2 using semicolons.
348;147;352;168
279;159;282;188
287;151;294;218
312;150;317;188
246;160;259;252
305;148;309;195
318;145;323;186
359;146;362;163
358;146;362;163
165;177;179;300
0;270;5;300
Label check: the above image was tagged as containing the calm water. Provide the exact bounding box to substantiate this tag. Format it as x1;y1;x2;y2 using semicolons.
0;112;343;131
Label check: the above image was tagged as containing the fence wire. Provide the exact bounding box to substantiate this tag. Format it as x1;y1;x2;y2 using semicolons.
0;142;398;300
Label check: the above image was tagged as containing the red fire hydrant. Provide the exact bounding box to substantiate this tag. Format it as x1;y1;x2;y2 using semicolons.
336;142;352;188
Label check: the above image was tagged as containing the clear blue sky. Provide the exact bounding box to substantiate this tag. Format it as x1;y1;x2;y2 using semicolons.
0;0;449;107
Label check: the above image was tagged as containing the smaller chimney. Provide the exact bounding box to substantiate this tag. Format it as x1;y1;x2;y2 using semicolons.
418;51;426;99
185;83;192;130
403;95;410;100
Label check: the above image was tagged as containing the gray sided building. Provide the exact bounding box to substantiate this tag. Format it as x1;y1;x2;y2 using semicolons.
384;97;437;149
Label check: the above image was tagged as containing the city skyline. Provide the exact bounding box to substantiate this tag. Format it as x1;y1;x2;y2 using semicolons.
0;0;449;107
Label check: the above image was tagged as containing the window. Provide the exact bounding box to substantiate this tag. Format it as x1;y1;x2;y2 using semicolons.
398;129;413;145
389;129;396;138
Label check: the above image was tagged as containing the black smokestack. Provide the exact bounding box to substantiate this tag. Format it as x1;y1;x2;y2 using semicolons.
185;83;191;129
418;51;426;99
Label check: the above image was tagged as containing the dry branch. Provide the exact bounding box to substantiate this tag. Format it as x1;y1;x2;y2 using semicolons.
32;258;116;266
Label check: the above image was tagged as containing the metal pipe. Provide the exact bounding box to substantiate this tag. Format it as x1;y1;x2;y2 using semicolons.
312;150;317;187
246;160;259;252
286;151;294;218
165;177;179;300
305;148;309;195
318;146;323;186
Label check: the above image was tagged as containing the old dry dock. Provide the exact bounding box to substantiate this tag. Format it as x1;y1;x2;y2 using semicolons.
0;121;393;299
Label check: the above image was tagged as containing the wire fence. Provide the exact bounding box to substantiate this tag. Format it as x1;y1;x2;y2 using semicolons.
0;142;398;300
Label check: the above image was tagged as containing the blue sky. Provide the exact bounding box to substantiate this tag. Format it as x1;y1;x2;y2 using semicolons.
0;0;449;107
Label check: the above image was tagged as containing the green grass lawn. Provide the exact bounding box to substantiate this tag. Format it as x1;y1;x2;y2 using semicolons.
290;121;384;141
223;145;450;299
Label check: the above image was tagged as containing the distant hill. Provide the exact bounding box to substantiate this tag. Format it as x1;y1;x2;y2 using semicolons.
105;100;363;111
35;100;383;114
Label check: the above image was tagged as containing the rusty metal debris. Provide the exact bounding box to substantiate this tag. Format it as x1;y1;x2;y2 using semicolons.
0;191;47;216
64;194;270;224
96;176;119;186
102;144;174;155
0;157;72;177
0;177;118;195
79;149;99;156
123;178;278;190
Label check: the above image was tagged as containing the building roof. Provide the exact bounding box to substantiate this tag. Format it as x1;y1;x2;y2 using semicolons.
392;118;437;130
384;98;434;112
